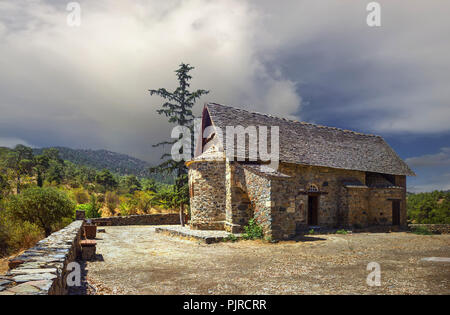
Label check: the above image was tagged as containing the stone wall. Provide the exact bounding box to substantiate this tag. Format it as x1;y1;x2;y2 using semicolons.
189;161;227;230
90;213;180;226
270;177;304;239
188;159;409;240
344;186;370;228
242;167;272;236
0;220;84;295
409;224;450;234
279;163;367;227
224;163;273;234
367;187;404;226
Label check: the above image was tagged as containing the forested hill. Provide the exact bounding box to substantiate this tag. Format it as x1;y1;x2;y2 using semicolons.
33;147;152;178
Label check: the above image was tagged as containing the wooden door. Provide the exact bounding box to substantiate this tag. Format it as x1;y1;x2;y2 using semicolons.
308;195;318;225
392;200;400;225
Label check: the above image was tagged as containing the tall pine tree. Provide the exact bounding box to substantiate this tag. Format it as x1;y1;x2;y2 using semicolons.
149;63;209;226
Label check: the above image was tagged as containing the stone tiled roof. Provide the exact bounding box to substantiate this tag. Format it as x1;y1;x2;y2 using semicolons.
205;103;415;176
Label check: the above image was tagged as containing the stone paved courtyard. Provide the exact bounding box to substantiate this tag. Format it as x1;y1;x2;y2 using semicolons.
84;225;450;295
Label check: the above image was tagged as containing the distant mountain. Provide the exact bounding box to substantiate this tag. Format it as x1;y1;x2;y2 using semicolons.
33;147;152;178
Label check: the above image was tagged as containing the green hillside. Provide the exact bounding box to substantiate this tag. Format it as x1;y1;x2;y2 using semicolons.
33;147;150;176
31;147;175;183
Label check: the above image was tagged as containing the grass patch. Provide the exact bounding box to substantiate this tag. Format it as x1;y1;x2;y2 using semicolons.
412;226;433;235
336;229;348;235
223;234;238;242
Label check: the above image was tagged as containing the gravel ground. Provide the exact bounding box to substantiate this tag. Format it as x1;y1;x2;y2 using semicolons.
84;225;450;295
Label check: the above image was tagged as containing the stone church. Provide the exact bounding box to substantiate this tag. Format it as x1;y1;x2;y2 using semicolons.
186;103;415;240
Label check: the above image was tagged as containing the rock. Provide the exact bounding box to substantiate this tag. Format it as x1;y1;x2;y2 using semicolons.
10;268;57;275
12;272;57;283
26;280;54;291
8;283;41;294
0;280;11;286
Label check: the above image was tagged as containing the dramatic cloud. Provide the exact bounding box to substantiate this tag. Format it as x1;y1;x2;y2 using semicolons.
0;0;301;162
0;137;33;148
406;147;450;167
406;147;450;192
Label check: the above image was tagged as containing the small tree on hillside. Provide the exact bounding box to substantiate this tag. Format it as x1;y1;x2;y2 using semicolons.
34;154;50;187
0;172;10;200
2;145;34;194
43;149;65;185
122;175;142;194
6;187;75;236
149;63;209;226
95;169;118;192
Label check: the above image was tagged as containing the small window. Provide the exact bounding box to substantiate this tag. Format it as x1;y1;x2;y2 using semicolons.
308;184;319;192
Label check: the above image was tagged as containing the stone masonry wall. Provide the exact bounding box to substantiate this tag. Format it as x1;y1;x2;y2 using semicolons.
0;220;83;295
90;213;179;226
224;163;265;233
346;187;370;227
188;159;409;240
368;187;404;226
279;163;366;227
270;178;305;239
242;167;272;236
189;161;226;230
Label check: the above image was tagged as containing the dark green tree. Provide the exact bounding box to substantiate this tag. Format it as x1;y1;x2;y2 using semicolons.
0;172;10;200
34;154;50;187
42;148;65;185
5;187;75;236
95;169;118;191
3;145;34;194
149;63;209;226
142;178;158;192
122;175;142;194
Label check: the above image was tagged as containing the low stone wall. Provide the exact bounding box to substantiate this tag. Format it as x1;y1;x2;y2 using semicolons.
409;224;449;234
90;213;180;226
0;220;84;295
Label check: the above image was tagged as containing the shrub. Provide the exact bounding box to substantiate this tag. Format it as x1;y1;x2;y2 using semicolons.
0;213;43;257
223;234;238;242
75;203;91;219
412;226;432;235
243;219;264;240
86;195;101;218
73;188;89;204
105;191;119;215
5;187;75;236
336;229;348;235
308;229;315;235
5;220;43;253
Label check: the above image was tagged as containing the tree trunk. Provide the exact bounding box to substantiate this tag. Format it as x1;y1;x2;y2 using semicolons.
44;227;52;237
37;171;43;187
16;174;20;194
180;203;185;227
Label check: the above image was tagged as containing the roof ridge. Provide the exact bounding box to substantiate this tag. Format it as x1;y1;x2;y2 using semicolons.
206;102;381;138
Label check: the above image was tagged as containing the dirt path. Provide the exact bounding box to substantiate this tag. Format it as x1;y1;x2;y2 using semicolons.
85;226;450;294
